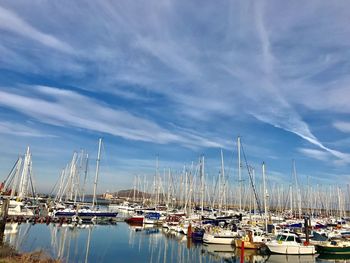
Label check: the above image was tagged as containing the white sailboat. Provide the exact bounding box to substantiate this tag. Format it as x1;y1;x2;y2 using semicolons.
53;138;118;221
203;227;240;245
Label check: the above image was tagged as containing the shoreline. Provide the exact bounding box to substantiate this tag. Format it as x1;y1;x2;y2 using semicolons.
0;243;58;263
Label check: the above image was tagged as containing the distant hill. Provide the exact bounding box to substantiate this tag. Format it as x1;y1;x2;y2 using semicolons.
114;189;152;199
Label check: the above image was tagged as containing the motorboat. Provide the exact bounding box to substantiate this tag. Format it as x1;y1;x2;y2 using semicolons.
8;200;34;217
265;231;316;255
235;228;267;249
143;212;162;225
315;239;350;255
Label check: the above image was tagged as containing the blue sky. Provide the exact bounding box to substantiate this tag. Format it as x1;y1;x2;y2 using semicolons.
0;1;350;193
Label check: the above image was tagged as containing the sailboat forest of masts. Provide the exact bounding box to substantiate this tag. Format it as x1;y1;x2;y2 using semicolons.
122;136;350;221
50;138;118;221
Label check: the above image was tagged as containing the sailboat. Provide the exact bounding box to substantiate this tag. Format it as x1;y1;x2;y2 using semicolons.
54;138;118;221
1;146;36;216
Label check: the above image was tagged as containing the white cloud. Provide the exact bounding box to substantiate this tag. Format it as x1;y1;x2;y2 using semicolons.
334;121;350;133
298;148;329;161
0;86;223;149
0;121;54;138
0;0;349;178
0;6;72;53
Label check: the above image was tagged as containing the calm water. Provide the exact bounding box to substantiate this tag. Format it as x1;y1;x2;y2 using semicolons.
2;222;347;263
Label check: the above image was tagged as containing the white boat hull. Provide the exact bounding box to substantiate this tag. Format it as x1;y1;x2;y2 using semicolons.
266;242;316;255
203;233;234;245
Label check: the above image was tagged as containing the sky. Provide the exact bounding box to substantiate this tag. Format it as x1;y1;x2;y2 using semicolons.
0;1;350;194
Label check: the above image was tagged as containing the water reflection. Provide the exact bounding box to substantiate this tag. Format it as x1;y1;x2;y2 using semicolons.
235;248;266;263
266;254;316;263
317;253;350;262
202;244;235;261
0;222;339;263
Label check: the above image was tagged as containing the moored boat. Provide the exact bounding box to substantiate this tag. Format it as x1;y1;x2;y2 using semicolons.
203;227;239;245
8;200;34;217
125;214;144;224
266;231;316;255
143;212;162;225
316;239;350;254
235;228;266;249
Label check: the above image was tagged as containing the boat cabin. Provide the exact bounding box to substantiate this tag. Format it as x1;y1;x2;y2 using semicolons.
276;233;302;243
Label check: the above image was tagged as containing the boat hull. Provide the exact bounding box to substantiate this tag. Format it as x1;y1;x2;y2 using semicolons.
78;212;118;219
125;216;144;224
266;242;316;255
203;233;234;245
235;239;264;249
316;245;350;254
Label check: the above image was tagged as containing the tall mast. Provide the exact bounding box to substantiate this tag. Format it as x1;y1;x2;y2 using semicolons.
167;168;171;209
156;156;160;206
338;187;342;219
220;149;225;212
290;185;293;215
201;155;205;216
262;162;268;231
238;136;242;212
293;160;302;218
82;153;89;203
154;155;159;207
249;166;252;219
19;146;31;199
11;157;23;198
92;138;102;208
252;168;256;214
133;176;137;203
307;176;310;216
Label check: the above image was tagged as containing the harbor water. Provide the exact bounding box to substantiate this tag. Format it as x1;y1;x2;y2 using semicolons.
2;222;344;263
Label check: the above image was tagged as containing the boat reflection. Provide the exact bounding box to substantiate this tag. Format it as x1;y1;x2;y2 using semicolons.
202;243;235;261
317;253;350;261
3;222;95;263
3;223;31;250
0;222;325;263
235;248;267;263
266;254;316;263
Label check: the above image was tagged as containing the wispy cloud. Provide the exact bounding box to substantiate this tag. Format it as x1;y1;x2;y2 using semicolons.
0;121;55;138
298;148;329;161
0;1;350;190
334;121;350;133
245;2;350;164
0;86;223;148
0;6;72;53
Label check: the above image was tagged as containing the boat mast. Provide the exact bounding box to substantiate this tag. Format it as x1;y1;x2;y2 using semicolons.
249;166;252;219
293;160;302;219
289;185;293;215
238;136;242;212
252;168;256;214
220;149;226;212
338;186;342;219
167;168;171;209
92;138;102;209
19;146;32;199
82;153;89;203
133;176;137;203
11;157;23;198
262;162;268;231
201;155;205;216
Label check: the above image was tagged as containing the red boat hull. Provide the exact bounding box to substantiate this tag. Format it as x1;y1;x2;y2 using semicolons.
126;216;144;224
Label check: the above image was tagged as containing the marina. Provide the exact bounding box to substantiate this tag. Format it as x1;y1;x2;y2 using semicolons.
0;1;349;262
1;137;350;262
